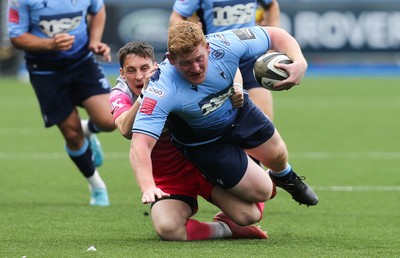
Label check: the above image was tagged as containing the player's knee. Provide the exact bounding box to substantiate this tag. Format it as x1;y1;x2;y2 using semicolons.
63;129;83;148
234;173;272;202
229;207;262;226
154;220;186;241
256;178;274;202
239;187;270;203
252;178;275;203
253;188;272;203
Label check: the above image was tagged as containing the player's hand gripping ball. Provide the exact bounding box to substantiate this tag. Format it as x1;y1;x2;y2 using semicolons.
253;52;293;91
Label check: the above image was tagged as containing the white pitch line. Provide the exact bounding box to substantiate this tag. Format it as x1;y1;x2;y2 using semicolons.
289;152;400;160
1;153;399;192
312;186;400;192
1;152;400;160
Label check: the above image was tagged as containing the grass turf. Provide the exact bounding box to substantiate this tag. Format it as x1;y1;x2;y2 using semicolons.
0;76;399;257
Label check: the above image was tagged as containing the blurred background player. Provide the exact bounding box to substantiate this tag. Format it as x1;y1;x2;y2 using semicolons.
169;0;280;121
7;0;116;206
110;41;271;241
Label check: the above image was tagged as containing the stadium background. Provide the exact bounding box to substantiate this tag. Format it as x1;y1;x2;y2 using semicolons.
0;0;399;77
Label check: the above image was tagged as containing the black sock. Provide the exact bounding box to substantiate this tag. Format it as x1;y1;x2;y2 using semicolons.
88;120;100;134
66;139;95;178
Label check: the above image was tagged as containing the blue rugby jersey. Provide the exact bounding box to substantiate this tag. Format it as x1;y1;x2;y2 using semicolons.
8;0;104;64
132;26;271;146
172;0;273;34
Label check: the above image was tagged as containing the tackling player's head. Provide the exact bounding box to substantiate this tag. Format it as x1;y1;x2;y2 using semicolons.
167;21;210;85
118;41;156;96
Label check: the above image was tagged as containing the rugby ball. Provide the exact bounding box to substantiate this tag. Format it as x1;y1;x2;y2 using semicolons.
253;52;292;91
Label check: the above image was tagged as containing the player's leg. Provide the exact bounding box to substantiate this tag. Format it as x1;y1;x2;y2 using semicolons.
150;173;230;241
58;109;109;206
83;93;115;132
82;94;116;167
208;184;269;240
232;94;318;206
79;55;115;132
151;197;267;241
80;118;103;167
151;199;193;241
177;139;274;203
77;56;116;167
227;155;274;203
245;130;318;206
29;71;109;206
245;129;288;172
151;198;234;241
197;165;271;233
211;185;264;225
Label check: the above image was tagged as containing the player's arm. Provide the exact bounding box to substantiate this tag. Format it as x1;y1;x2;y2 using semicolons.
169;10;188;27
130;133;170;204
8;1;75;52
259;0;281;27
263;27;307;89
87;5;111;62
10;33;75;52
114;100;141;139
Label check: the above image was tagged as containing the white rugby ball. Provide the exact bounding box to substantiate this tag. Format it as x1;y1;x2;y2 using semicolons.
253;52;292;91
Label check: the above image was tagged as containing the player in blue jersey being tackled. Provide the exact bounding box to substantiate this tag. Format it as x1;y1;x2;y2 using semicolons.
170;0;281;121
130;21;318;208
7;0;116;206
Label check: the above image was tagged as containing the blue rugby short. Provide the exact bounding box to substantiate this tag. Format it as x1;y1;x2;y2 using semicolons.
28;55;110;127
175;95;275;189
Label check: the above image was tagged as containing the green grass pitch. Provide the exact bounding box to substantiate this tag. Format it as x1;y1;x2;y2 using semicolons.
0;76;399;257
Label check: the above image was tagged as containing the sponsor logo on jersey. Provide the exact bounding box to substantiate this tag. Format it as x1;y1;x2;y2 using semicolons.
213;33;230;46
213;1;256;26
111;98;124;113
211;49;225;60
146;86;166;98
200;86;232;116
140;97;157;115
8;8;19;23
39;11;83;37
232;28;256;40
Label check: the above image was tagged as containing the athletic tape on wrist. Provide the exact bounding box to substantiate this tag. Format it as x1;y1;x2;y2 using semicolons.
233;82;243;89
137;92;144;103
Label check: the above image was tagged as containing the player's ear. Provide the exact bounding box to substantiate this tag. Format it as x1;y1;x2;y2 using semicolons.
166;52;175;65
206;42;210;54
119;68;125;78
